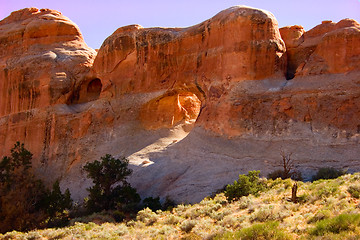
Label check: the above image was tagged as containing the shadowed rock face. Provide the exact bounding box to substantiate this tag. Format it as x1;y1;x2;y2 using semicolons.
0;6;360;203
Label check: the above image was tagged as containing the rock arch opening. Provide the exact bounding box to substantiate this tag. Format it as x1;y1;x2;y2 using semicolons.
67;78;103;104
139;91;202;130
86;78;102;101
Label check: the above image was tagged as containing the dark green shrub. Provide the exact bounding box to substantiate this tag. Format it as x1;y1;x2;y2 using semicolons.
43;180;73;227
162;196;176;211
143;197;162;211
347;185;360;199
224;170;266;201
311;167;346;181
310;214;360;236
83;154;140;213
112;210;126;222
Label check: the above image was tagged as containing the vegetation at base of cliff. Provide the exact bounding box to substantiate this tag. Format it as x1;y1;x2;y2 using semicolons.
0;142;72;233
83;154;140;214
2;171;360;239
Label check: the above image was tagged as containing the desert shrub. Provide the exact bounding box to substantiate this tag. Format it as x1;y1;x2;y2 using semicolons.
216;221;291;240
347;185;360;199
142;196;162;211
180;219;197;233
164;215;183;225
220;215;244;229
198;202;222;217
70;211;116;225
310;214;360;236
310;181;340;202
210;209;231;221
83;154;140;213
213;193;227;205
224;170;266;201
308;210;332;223
181;232;203;240
297;193;309;203
239;221;291;240
250;205;290;223
192;218;224;239
312;168;346;181
238;195;252;209
136;208;158;226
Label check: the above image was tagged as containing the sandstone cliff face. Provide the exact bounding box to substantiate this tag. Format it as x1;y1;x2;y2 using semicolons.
0;8;96;117
0;6;360;203
0;8;96;174
89;6;286;133
280;19;360;78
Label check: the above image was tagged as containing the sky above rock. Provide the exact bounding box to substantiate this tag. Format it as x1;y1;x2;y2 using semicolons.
1;0;359;49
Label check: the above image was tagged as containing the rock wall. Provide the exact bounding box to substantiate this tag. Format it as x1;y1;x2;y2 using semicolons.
0;6;360;203
0;8;96;176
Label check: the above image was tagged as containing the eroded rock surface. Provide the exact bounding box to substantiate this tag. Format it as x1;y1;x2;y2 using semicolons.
0;8;96;117
0;8;96;178
280;19;360;78
0;6;360;203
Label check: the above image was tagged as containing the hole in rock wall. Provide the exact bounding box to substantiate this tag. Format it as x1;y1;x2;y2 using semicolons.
177;92;201;125
140;91;202;130
68;78;103;104
86;78;102;102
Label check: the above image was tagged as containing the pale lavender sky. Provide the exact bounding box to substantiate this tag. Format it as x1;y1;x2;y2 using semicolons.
1;0;359;49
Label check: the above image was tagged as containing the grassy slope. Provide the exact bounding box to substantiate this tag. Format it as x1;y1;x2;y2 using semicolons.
2;174;360;240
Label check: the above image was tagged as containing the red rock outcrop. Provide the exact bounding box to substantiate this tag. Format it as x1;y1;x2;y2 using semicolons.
0;6;360;203
0;8;96;117
88;6;286;132
280;19;360;78
0;8;96;177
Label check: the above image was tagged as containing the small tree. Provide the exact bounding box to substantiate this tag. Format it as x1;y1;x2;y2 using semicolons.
0;142;73;233
268;152;302;181
0;142;47;233
43;180;73;227
83;154;140;213
225;170;266;201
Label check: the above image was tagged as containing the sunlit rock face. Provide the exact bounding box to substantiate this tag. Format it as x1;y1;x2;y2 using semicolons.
0;6;360;203
0;8;96;180
280;19;360;79
89;6;286;133
0;8;96;116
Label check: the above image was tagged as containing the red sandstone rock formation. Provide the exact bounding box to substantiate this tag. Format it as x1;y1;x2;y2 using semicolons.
89;6;286;133
0;8;96;176
0;6;359;202
0;8;96;117
280;19;360;78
